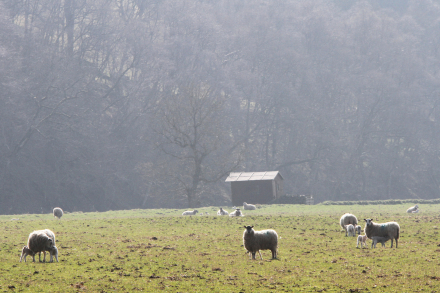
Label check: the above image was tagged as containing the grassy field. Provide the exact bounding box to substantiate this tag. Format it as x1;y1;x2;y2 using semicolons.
1;204;440;292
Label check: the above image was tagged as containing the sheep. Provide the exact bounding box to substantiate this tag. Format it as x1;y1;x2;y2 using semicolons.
19;246;35;262
217;208;229;216
243;202;256;210
364;218;400;248
412;209;420;213
229;208;243;217
340;213;358;236
53;207;63;219
182;210;198;216
23;230;58;262
243;225;278;260
345;224;355;237
406;204;418;213
355;225;362;235
371;236;390;248
356;234;367;248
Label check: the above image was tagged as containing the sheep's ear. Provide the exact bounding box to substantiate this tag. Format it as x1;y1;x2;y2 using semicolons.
251;226;254;228
243;226;247;228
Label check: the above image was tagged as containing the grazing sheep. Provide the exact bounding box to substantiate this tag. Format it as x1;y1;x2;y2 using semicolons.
364;218;400;248
406;204;418;213
371;236;390;248
340;213;358;236
24;230;58;262
345;224;355;237
19;246;35;262
182;210;198;216
53;207;63;219
229;208;243;217
217;208;229;216
243;202;256;210
355;225;362;235
243;226;278;260
357;235;367;248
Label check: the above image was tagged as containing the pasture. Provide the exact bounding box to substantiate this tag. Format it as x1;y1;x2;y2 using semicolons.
1;204;440;292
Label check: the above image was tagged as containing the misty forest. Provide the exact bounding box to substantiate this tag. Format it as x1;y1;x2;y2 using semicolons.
1;0;440;214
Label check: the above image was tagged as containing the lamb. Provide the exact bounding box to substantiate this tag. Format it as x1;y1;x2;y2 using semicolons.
53;207;63;219
217;208;229;216
340;213;358;236
243;225;278;260
364;218;400;248
182;210;198;216
356;234;367;248
371;236;390;248
243;202;256;210
345;224;355;237
355;225;362;235
21;230;58;262
406;204;418;213
19;246;35;262
229;208;243;217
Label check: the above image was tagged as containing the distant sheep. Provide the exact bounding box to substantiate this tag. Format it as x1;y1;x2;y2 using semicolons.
229;208;243;217
217;208;229;216
345;224;355;237
243;225;278;260
53;207;63;219
372;236;390;248
364;218;400;248
182;210;198;216
340;213;358;236
21;230;58;262
356;234;367;248
355;225;361;235
243;202;256;210
406;205;418;213
412;209;420;213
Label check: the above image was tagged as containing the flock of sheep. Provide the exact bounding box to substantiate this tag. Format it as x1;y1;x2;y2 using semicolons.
18;203;419;263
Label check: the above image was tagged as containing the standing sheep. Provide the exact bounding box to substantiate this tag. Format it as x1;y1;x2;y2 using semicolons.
243;202;256;210
371;236;390;248
217;208;229;216
344;224;355;237
21;230;58;262
356;235;367;248
182;210;198;216
364;218;400;248
355;225;362;235
406;205;418;213
243;226;278;260
53;207;63;219
340;213;358;236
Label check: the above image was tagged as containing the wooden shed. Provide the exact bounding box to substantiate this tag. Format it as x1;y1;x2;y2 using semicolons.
225;171;284;206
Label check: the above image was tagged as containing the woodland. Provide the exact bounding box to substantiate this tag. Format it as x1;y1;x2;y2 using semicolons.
1;0;440;214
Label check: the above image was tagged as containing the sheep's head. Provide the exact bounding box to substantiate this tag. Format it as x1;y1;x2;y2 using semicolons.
194;210;198;214
364;219;374;226
415;205;419;208
244;225;254;234
243;202;247;205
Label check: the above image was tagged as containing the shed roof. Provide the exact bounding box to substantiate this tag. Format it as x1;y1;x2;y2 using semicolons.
225;171;283;182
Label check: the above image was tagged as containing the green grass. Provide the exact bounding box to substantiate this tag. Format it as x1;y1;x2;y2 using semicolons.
1;204;440;292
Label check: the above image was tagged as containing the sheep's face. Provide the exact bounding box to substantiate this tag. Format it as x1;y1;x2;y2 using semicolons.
244;226;254;234
364;219;374;226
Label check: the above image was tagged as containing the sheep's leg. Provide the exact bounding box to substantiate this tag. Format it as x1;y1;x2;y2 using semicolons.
251;252;256;260
390;239;393;248
32;255;36;262
258;251;263;260
395;238;398;248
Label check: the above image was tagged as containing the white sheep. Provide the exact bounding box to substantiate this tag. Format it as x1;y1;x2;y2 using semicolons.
364;218;400;248
371;236;390;248
406;204;418;213
412;209;420;213
355;225;361;235
243;225;278;260
345;224;355;237
182;210;198;216
229;208;243;217
53;207;63;219
243;202;256;210
21;230;58;263
217;208;229;216
356;234;367;248
340;213;358;236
